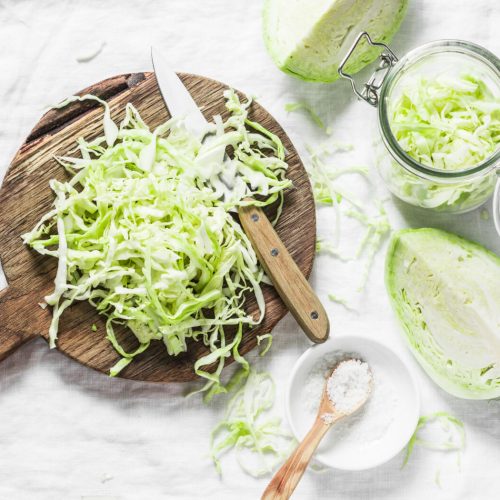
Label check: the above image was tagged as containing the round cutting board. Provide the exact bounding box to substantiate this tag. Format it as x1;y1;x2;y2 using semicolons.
0;72;316;382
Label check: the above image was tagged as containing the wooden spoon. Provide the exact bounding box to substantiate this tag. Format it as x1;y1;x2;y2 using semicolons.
261;360;372;500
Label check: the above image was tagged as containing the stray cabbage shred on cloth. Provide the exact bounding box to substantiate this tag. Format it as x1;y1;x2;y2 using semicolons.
305;139;391;292
284;101;328;133
403;412;465;467
22;90;291;394
210;370;294;477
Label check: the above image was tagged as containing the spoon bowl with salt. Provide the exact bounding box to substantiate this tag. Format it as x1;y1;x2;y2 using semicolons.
262;359;372;500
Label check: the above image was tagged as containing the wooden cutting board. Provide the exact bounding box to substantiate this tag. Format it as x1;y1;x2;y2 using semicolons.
0;72;316;382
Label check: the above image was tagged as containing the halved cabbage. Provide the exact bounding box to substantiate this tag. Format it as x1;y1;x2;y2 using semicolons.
263;0;408;82
386;228;500;399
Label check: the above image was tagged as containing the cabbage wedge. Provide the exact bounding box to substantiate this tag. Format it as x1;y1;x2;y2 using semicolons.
263;0;408;82
386;228;500;399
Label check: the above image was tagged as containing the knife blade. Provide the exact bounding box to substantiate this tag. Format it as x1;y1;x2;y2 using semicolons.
151;49;329;344
151;47;209;138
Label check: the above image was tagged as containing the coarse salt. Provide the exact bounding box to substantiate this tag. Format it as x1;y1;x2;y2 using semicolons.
327;359;372;414
321;413;335;424
303;350;398;447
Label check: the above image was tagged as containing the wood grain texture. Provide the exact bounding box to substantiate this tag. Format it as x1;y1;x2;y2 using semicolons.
0;72;316;383
262;419;333;500
262;379;341;500
239;204;328;343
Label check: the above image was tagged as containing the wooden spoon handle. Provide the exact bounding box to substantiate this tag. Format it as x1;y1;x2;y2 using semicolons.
238;205;329;343
262;418;330;500
0;287;38;362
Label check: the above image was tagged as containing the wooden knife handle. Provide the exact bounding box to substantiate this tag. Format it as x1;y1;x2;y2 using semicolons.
0;287;38;362
238;205;329;343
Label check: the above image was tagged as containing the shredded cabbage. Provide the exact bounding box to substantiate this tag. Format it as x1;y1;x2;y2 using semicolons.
378;156;497;212
327;293;351;310
75;41;106;63
256;334;273;357
434;469;442;489
403;412;465;467
210;370;294;477
284;102;329;133
316;238;349;261
345;202;391;290
380;73;500;212
389;74;499;170
306;141;391;290
22;90;291;393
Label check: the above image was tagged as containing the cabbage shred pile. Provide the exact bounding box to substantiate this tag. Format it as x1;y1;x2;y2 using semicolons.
22;90;291;392
389;74;500;170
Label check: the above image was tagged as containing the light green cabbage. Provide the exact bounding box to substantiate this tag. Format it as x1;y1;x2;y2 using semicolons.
403;411;465;467
263;0;408;82
306;140;391;290
22;90;291;393
378;156;497;212
285;102;328;132
380;73;500;212
210;370;294;477
389;74;500;170
256;333;273;357
386;228;500;399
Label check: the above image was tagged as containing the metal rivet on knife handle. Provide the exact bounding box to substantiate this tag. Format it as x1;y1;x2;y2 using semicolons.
238;204;330;344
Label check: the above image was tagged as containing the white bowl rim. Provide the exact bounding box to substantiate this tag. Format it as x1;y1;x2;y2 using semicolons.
285;333;421;471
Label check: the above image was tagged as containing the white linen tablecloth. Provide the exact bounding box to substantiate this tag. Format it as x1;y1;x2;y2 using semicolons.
0;1;499;499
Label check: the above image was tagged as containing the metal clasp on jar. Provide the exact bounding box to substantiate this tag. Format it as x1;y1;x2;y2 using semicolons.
338;32;398;107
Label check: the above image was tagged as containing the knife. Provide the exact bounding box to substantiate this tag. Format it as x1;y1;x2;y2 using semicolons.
151;48;329;344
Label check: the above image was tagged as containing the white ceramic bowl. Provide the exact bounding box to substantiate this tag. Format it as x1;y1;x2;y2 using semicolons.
285;335;420;471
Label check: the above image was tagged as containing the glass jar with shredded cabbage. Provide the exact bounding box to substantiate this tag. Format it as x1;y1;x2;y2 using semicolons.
340;35;500;213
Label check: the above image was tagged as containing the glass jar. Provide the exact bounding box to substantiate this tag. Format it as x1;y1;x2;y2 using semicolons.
339;33;500;214
494;180;500;236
